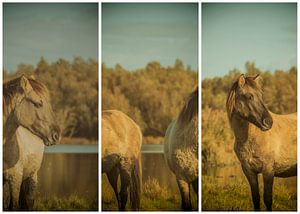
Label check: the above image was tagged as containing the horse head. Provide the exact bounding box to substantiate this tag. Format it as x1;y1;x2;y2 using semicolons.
227;74;273;131
6;75;61;146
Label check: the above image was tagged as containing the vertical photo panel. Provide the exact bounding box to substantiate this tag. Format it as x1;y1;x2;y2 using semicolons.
3;3;98;211
101;3;198;211
202;3;297;211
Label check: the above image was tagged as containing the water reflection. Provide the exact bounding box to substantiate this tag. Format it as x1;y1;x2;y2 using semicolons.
142;154;179;194
38;154;98;199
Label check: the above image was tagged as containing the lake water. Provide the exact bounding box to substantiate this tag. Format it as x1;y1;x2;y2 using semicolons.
141;154;179;194
38;153;98;200
44;144;98;154
38;145;177;200
44;144;163;154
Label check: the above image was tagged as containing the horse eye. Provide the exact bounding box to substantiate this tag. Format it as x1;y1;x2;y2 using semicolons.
245;94;253;100
34;100;43;108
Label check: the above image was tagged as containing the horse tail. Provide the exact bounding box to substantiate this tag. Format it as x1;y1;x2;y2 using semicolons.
130;153;142;210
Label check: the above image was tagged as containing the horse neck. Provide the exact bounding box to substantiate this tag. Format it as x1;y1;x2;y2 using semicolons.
3;112;19;145
230;113;250;144
178;115;198;151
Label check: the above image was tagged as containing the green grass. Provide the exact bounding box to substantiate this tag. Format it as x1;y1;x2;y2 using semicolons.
34;195;98;211
202;175;297;211
102;175;198;211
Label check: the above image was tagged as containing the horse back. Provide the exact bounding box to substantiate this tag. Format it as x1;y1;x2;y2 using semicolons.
102;110;142;160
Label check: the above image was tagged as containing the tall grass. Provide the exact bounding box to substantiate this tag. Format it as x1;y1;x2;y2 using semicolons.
202;175;297;211
202;107;238;167
34;195;98;211
102;175;198;211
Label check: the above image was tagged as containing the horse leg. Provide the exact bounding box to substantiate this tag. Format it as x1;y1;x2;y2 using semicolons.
8;175;22;210
20;174;38;210
192;178;199;208
242;167;260;211
106;166;120;208
129;156;142;210
119;160;131;211
262;170;274;211
176;178;192;210
3;180;10;210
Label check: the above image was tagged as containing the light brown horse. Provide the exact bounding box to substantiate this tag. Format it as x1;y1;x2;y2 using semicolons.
226;74;297;211
3;75;61;210
164;86;198;210
102;110;142;210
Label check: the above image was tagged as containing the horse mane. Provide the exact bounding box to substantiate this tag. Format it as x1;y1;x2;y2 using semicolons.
177;86;198;127
226;75;262;120
3;76;49;115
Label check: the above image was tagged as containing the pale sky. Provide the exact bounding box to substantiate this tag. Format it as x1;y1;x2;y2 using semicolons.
202;3;297;78
4;3;98;72
102;3;198;71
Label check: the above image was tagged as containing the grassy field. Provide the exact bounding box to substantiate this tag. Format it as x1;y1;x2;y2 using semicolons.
33;195;98;211
202;175;297;211
102;175;198;211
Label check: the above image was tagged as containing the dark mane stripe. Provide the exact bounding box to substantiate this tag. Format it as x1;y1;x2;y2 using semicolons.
226;82;237;120
177;86;198;127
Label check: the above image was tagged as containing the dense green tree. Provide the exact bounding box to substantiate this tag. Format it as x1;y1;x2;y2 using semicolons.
102;60;198;136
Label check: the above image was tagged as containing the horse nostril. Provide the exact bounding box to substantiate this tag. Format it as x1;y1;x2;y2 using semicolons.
52;132;59;142
263;118;273;127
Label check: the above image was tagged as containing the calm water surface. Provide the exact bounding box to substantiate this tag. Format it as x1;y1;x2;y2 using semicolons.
38;145;182;199
142;154;179;194
38;153;98;200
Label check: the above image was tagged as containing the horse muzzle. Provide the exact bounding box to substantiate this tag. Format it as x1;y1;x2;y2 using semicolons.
45;126;61;146
261;117;273;131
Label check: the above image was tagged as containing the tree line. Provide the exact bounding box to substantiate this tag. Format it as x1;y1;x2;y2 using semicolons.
102;59;198;138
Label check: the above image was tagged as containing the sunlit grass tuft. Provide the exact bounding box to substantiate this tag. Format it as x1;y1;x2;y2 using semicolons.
34;195;98;211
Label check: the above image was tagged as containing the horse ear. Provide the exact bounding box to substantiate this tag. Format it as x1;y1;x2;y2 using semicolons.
253;74;259;80
238;74;245;88
20;75;32;94
253;74;262;86
29;75;36;80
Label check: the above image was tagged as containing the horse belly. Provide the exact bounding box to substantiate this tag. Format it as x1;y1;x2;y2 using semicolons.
274;162;297;177
275;164;297;177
